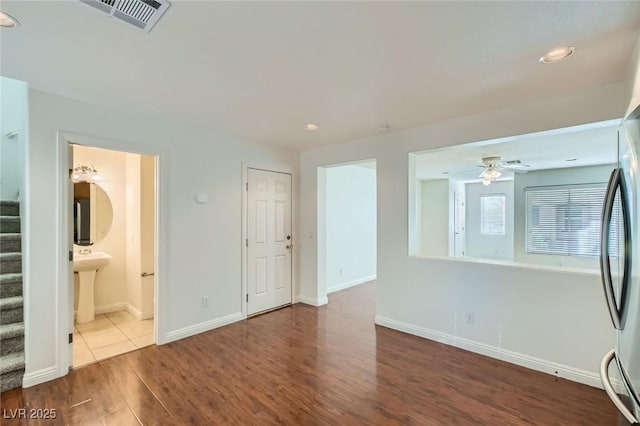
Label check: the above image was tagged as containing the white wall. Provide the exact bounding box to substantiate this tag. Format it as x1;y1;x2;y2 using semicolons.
299;81;624;387
140;155;155;319
24;89;298;383
324;164;376;292
124;152;155;319
420;179;449;257
72;145;128;312
124;152;142;315
625;34;640;116
0;77;27;200
465;180;514;261
513;164;615;269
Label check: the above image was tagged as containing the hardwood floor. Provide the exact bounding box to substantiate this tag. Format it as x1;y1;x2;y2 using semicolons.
1;282;622;425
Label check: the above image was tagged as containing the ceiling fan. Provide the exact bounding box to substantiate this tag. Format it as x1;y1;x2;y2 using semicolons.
478;156;529;185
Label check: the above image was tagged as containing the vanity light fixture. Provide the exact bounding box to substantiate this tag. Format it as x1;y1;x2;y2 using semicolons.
71;164;100;183
539;46;575;64
0;11;19;28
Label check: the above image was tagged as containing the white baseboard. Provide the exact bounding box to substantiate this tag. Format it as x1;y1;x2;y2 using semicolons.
74;302;153;321
163;312;243;344
296;295;328;306
74;302;126;319
375;315;610;390
327;275;376;294
23;366;58;388
140;310;154;320
124;303;143;320
94;302;127;315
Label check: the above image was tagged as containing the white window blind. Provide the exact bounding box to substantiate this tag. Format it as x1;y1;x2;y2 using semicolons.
481;194;506;235
525;183;618;257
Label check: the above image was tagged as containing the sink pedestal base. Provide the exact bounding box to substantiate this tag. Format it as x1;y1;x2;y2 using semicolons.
77;270;96;323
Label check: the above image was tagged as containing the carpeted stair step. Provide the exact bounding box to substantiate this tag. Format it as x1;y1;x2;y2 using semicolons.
0;233;21;253
0;216;20;233
1;369;24;393
0;296;23;325
0;352;25;392
0;201;19;217
0;200;24;393
0;273;22;297
0;253;21;274
0;323;24;356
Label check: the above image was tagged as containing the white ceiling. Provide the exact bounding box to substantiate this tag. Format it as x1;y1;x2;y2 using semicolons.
414;121;619;181
1;1;639;151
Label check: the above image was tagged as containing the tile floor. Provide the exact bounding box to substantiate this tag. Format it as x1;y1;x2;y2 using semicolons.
73;311;154;368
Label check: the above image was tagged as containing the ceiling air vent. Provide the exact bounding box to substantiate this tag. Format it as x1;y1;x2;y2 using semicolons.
80;0;171;32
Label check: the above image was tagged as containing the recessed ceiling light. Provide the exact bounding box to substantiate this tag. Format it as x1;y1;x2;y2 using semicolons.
304;123;319;131
0;11;19;28
539;46;575;64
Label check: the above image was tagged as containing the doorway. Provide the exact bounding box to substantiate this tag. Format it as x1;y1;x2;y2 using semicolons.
453;191;466;257
245;168;293;316
318;160;377;296
69;144;157;368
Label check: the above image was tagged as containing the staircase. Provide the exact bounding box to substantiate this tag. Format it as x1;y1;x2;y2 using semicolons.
0;200;25;392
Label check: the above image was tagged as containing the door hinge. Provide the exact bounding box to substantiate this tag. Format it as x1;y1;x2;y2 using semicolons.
68;333;73;344
246;294;248;302
246;238;248;247
69;251;73;261
246;182;248;191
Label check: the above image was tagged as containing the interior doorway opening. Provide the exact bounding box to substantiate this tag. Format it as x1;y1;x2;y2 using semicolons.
318;160;377;297
70;143;157;368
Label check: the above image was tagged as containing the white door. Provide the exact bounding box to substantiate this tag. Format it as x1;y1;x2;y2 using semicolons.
453;191;466;257
247;168;292;315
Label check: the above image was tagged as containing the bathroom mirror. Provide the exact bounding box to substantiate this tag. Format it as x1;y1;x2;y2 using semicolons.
73;182;113;246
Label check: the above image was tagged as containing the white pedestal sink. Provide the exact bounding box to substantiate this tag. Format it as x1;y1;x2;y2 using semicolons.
74;252;112;323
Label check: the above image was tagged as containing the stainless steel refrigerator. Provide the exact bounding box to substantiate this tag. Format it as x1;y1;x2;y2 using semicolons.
600;103;640;424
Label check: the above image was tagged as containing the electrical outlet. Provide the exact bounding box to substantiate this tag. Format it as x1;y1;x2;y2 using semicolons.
466;312;475;325
201;297;208;308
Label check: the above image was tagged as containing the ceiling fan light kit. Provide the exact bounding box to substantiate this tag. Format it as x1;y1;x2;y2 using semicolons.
477;156;529;185
481;167;502;180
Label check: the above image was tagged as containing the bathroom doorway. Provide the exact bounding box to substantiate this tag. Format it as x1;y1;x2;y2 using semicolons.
69;144;157;368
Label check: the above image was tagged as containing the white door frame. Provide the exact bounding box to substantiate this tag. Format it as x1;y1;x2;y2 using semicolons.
453;191;466;257
241;162;297;318
55;131;165;377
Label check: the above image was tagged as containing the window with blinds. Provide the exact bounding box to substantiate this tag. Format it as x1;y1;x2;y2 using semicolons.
525;183;618;257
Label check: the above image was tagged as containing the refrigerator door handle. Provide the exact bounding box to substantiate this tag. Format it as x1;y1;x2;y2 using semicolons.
601;168;623;329
601;349;638;424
